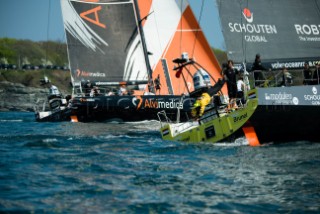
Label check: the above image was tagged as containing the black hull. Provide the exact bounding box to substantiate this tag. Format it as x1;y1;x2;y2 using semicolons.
64;95;194;122
250;86;320;143
250;105;320;143
74;107;191;122
36;86;320;143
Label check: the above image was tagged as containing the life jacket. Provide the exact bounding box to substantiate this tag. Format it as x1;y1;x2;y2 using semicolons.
191;92;211;117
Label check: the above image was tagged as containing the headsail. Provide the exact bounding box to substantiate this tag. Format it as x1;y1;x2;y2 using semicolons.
217;0;320;69
137;0;225;95
60;0;149;85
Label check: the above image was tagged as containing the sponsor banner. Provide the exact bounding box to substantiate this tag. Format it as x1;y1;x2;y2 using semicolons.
130;95;189;110
270;59;320;70
236;59;320;70
217;0;320;65
257;85;320;106
75;95;194;110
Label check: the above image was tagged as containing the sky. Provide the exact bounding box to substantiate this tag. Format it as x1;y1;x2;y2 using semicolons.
0;0;225;50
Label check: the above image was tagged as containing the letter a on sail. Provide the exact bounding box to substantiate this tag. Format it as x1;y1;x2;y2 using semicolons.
80;6;106;29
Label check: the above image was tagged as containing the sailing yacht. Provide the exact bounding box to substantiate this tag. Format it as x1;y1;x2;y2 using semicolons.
217;0;320;142
55;0;225;122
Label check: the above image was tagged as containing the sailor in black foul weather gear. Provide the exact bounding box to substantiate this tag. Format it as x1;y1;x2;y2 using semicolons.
223;60;238;108
251;54;267;87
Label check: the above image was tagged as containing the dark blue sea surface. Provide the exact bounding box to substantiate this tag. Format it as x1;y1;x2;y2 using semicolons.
0;112;319;213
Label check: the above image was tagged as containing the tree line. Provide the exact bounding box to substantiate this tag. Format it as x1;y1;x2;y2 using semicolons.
0;37;227;69
0;38;68;69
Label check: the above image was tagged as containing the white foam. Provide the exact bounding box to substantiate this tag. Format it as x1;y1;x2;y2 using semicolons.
0;119;23;122
42;138;59;143
214;137;249;147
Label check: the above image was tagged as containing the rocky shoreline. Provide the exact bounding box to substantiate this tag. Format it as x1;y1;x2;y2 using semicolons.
0;81;64;112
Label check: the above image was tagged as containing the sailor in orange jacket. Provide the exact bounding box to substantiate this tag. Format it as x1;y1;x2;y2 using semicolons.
191;92;211;118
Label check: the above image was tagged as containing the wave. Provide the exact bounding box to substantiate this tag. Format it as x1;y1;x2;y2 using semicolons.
214;137;249;147
24;139;61;148
0;119;23;122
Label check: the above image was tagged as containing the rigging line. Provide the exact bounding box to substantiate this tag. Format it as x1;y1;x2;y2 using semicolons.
180;0;183;54
239;0;248;64
244;0;249;64
315;0;320;18
150;2;163;63
178;0;184;94
45;0;52;75
240;0;244;63
148;3;163;69
216;0;226;54
191;0;205;58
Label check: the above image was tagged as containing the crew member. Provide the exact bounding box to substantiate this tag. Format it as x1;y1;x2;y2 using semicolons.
84;80;93;96
236;73;245;105
251;54;267;87
223;60;238;109
48;83;61;100
90;86;100;97
191;92;211;118
279;66;293;87
313;62;320;85
303;61;312;85
154;74;161;95
118;83;128;95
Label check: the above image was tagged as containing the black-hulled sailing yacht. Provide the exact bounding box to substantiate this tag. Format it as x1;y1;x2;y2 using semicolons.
36;0;225;122
217;0;320;142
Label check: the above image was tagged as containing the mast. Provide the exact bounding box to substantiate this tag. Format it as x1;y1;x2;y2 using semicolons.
133;0;155;93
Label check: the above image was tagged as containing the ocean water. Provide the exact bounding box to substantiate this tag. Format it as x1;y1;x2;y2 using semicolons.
0;112;319;213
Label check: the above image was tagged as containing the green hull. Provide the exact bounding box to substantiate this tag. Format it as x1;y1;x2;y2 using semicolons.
160;89;258;143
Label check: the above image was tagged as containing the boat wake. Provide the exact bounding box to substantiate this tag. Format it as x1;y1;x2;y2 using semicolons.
214;137;249;147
